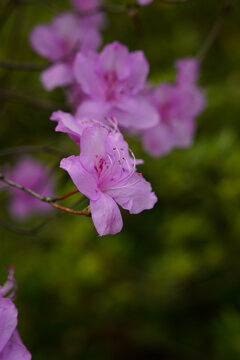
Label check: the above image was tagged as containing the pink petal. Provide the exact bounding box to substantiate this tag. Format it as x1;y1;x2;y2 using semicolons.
113;96;159;130
0;298;17;352
175;58;199;85
60;156;100;201
128;51;149;94
98;42;131;80
74;52;104;98
30;25;63;61
0;331;31;360
90;193;123;236
106;173;157;214
41;63;74;91
142;123;175;157
76;100;111;122
50;111;84;145
79;126;108;172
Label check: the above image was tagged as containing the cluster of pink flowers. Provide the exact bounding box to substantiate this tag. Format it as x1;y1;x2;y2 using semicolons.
27;0;206;236
2;156;55;219
0;0;208;356
0;268;31;359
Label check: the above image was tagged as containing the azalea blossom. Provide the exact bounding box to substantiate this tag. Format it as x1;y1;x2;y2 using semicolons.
0;268;31;360
6;156;55;219
70;0;105;29
71;0;100;11
142;58;206;156
30;12;102;90
74;41;159;131
60;123;157;236
138;0;153;5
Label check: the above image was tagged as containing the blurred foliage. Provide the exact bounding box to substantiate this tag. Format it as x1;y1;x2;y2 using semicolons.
1;0;240;359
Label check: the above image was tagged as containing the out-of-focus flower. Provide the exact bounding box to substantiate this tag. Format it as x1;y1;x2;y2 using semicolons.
30;12;102;90
70;0;105;29
60;123;157;236
142;58;206;156
138;0;153;6
71;0;100;11
74;41;159;131
6;156;55;219
0;268;31;360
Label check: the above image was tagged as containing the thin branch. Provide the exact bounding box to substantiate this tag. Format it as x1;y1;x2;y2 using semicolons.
0;60;47;71
51;203;91;217
0;173;91;217
0;173;77;204
51;189;79;202
0;89;67;111
197;1;233;63
0;145;65;157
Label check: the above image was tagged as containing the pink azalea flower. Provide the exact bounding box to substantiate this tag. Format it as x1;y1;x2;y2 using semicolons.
0;268;31;360
138;0;153;6
6;156;55;220
74;41;159;131
30;12;102;90
70;0;105;29
142;58;206;156
71;0;100;11
60;124;157;236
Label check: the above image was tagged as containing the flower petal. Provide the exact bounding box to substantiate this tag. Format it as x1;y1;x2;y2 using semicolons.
142;123;175;157
106;173;157;214
98;41;131;80
128;51;149;94
114;96;159;130
29;25;62;61
0;298;17;352
74;52;104;98
41;63;74;91
79;126;108;172
76;100;111;122
50;111;85;145
90;193;123;236
0;331;31;360
60;156;100;201
175;58;199;85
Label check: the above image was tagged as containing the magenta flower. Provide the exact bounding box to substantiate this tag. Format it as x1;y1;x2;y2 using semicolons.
71;0;100;11
74;41;159;131
0;268;31;360
70;0;105;29
60;123;157;236
142;58;206;156
138;0;153;5
6;156;55;219
30;12;102;90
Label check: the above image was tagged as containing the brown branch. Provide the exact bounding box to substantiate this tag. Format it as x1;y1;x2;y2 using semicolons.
51;189;79;202
0;173;91;217
51;203;91;217
0;60;47;71
197;1;234;63
0;173;79;204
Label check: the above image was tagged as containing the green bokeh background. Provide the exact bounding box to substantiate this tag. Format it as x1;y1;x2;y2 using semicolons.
1;0;240;359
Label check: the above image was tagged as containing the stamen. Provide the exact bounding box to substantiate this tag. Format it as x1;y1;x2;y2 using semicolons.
104;173;142;191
